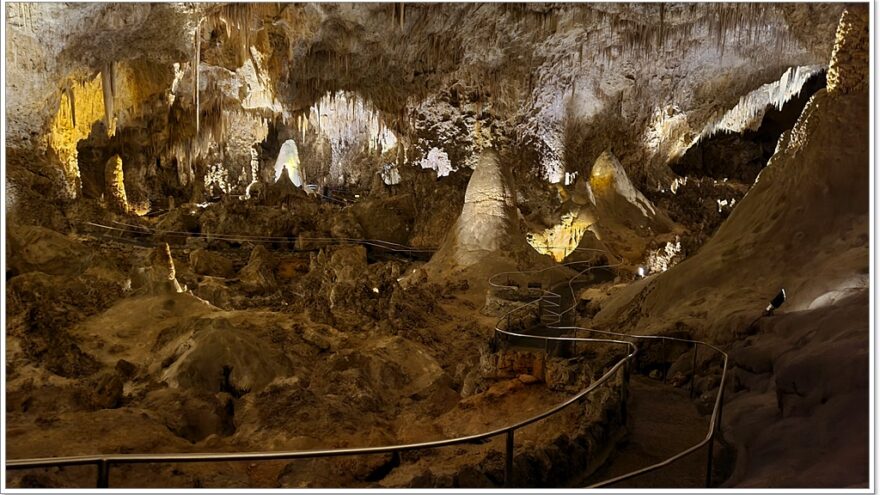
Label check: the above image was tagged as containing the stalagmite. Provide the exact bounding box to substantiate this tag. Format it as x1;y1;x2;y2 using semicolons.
274;139;304;186
105;154;128;212
2;3;868;491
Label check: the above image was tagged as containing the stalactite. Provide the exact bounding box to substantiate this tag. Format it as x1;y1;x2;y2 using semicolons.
659;3;665;49
66;83;76;128
101;62;116;136
701;65;823;139
194;20;202;135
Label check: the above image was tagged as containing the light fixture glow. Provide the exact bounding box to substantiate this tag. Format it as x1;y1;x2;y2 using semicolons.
764;289;786;315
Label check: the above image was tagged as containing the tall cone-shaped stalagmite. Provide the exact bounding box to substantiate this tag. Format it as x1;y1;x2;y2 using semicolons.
104;154;128;213
422;149;553;285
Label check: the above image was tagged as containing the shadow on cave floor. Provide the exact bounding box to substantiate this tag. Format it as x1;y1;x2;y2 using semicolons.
578;374;713;488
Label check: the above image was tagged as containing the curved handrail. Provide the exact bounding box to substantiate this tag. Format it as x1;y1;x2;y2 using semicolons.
5;244;637;488
5;336;635;469
6;236;727;488
567;327;728;487
85;221;438;254
490;258;728;488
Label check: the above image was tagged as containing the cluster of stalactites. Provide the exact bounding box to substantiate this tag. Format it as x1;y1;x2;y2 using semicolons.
205;3;279;65
167;107;270;187
290;91;399;182
50;74;107;197
190;4;278;138
298;91;396;152
171;4;283;187
699;65;824;140
504;3;795;68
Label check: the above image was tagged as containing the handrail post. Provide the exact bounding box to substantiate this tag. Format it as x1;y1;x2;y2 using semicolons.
505;430;515;487
705;433;714;488
621;356;630;419
690;344;698;399
97;460;109;488
706;376;722;490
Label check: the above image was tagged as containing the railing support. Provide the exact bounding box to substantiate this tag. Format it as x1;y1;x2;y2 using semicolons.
97;460;109;488
705;434;714;488
504;430;515;487
690;344;698;399
621;357;630;419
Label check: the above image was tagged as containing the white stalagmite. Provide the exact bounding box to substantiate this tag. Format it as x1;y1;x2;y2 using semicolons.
421;149;553;284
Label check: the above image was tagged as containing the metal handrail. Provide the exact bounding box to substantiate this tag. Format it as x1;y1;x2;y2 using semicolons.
84;221;439;254
6;243;726;489
490;260;728;488
6;338;636;487
576;328;728;487
5;249;637;488
6;337;634;468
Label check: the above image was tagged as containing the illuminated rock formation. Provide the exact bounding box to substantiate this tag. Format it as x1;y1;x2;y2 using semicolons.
104;154;128;213
424;149;551;283
594;7;869;485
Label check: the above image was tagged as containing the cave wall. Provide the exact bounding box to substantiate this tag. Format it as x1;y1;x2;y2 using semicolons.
591;6;869;486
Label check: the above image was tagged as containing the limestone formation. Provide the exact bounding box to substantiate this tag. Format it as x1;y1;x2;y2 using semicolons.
2;2;868;490
188;248;235;278
827;8;870;95
140;243;184;294
238;244;277;293
104;154;128;212
424;149;553;284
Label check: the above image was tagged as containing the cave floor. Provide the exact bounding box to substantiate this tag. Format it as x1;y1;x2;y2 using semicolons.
581;374;708;488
